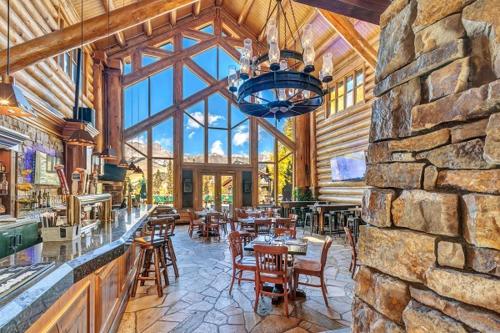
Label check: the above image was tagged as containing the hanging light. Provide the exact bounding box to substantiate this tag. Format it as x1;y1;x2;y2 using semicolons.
68;0;95;147
118;157;129;168
100;0;116;160
236;0;328;120
320;52;334;83
228;65;238;92
0;0;34;117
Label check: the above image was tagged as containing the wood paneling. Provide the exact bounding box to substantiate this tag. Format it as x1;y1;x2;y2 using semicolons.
314;46;377;204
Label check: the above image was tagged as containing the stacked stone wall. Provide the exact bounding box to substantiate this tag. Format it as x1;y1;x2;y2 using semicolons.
354;0;500;331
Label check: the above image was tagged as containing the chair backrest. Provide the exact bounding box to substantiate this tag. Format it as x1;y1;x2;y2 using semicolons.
235;208;249;219
228;231;243;263
320;236;333;270
148;217;175;244
228;217;237;232
254;244;289;278
207;212;221;224
187;210;196;224
275;217;292;228
255;219;272;234
274;227;296;239
344;226;356;258
289;214;298;222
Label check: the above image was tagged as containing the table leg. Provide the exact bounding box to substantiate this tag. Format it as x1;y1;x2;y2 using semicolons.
318;209;324;234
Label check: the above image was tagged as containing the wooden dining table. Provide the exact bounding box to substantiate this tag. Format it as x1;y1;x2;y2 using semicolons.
244;235;308;304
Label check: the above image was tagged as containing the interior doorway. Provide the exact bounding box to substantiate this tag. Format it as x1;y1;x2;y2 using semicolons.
200;172;234;214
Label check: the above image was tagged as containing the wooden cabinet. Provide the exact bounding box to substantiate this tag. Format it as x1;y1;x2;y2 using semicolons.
27;247;136;333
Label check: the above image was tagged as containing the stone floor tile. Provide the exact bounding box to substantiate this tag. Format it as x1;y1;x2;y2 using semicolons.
117;312;135;333
204;309;227;325
135;307;169;332
142;320;178;333
192;322;218;333
251;314;301;333
219;324;247;333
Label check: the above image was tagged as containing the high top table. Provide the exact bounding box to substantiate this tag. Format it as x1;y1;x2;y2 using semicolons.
309;203;360;234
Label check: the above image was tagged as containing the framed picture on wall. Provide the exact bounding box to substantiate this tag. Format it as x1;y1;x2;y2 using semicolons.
183;179;193;193
243;181;251;193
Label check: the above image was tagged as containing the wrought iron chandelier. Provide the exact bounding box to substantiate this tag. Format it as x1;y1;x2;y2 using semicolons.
230;0;333;119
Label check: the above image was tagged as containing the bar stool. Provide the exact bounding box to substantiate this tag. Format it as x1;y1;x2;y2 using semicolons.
304;211;318;234
131;217;173;297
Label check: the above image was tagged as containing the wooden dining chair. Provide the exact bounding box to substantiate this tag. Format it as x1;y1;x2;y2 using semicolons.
293;236;333;306
229;218;252;243
255;219;272;235
228;231;256;294
205;212;222;240
254;244;293;317
274;227;296;239
187;210;203;238
344;226;359;278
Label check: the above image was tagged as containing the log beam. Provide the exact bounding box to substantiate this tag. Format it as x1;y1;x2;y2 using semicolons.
0;0;196;74
143;20;153;37
193;1;201;16
170;10;178;26
238;0;255;25
319;10;377;68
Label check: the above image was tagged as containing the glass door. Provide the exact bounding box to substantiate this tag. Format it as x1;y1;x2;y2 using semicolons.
200;173;234;214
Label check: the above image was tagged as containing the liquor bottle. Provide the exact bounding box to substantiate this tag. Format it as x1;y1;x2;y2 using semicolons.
45;190;51;208
37;191;42;208
32;191;38;209
0;174;8;193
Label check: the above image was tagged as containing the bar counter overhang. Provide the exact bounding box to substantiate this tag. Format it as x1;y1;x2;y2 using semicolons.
0;205;155;333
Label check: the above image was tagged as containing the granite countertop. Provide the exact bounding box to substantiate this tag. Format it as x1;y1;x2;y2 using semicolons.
0;205;156;333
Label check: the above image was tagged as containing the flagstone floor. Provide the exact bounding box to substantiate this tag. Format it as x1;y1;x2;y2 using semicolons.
117;225;354;333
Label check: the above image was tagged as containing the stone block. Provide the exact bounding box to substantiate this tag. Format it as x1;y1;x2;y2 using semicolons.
414;14;465;57
484;113;500;164
366;163;425;189
466;245;500;277
391;152;415;162
361;189;394;227
437;169;500;194
416;138;493;169
380;0;409;28
413;0;473;32
425;57;469;101
426;267;500;313
352;298;405;333
376;1;416;81
367;142;391;164
410;286;500;333
437;241;465;269
355;267;410;324
463;194;500;250
403;300;469;333
423;165;438;190
462;0;500;77
450;118;489;143
370;79;420;142
375;39;466;97
389;128;450;152
358;226;436;283
392;190;459;236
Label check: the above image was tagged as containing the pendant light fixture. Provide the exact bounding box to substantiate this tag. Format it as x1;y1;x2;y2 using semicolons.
100;0;116;160
67;0;95;147
0;0;34;117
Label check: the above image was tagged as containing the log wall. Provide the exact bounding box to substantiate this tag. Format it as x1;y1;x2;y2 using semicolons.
314;40;378;204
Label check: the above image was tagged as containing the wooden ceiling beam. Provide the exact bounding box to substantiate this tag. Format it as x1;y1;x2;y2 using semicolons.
193;1;201;16
294;0;390;25
101;0;127;48
238;0;256;25
0;0;196;74
170;10;178;26
143;20;153;37
319;10;377;69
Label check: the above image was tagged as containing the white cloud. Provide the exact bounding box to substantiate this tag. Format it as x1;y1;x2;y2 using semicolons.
186;112;204;129
210;140;225;156
208;113;224;126
188;131;195;140
232;130;249;146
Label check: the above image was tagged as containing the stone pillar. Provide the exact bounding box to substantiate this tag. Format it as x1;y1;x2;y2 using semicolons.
104;59;123;164
354;0;500;332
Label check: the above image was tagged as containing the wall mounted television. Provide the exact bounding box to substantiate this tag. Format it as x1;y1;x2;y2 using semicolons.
330;151;367;182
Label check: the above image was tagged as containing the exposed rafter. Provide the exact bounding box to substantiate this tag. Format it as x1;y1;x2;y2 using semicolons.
319;10;377;68
143;20;153;37
170;10;178;26
0;0;197;74
238;0;256;25
101;0;126;48
193;1;201;16
258;0;290;41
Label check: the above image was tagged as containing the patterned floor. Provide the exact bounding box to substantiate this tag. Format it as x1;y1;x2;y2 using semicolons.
117;225;354;333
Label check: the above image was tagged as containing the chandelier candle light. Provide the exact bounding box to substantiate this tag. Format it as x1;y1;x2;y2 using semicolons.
231;0;333;119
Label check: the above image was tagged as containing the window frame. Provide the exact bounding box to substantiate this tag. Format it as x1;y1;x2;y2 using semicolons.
327;65;366;118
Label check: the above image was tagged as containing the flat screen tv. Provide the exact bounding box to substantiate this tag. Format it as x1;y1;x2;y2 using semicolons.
330;151;366;182
34;151;61;186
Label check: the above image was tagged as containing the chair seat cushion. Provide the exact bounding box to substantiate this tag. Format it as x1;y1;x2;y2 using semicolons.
294;258;321;273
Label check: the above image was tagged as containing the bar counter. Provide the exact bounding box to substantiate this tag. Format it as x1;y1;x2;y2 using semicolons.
0;205;155;333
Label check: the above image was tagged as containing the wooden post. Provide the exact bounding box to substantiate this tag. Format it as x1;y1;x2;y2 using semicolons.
104;59;123;164
93;52;106;153
173;33;183;210
295;113;311;190
309;111;318;197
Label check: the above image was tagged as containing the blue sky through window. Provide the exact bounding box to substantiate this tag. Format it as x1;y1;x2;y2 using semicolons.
159;42;174;52
182;37;198;49
152;118;174;158
192;47;217;79
258;126;275;162
124;79;148;128
231;104;247;128
142;54;160;67
183;113;204;163
124;61;132;75
208;128;228;163
183;66;208;99
150;68;173;115
199;24;214;34
208;93;228;128
232;119;249;164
